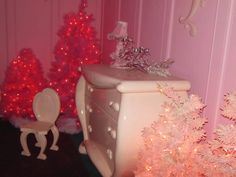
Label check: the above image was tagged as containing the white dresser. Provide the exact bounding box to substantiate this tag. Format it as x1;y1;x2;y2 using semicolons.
76;64;191;177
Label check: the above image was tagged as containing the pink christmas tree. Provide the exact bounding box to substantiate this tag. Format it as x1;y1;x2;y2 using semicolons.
0;48;47;120
134;85;207;177
198;92;236;176
48;0;100;129
134;86;236;177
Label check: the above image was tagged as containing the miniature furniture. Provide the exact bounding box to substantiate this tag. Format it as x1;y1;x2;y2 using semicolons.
76;64;191;177
20;88;60;160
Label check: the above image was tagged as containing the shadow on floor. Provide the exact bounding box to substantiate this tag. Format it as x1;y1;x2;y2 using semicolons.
0;118;102;177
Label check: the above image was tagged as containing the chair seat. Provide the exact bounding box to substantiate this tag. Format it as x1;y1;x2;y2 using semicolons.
21;121;54;134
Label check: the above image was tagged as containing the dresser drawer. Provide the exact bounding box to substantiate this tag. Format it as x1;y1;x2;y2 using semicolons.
85;83;121;120
86;102;117;171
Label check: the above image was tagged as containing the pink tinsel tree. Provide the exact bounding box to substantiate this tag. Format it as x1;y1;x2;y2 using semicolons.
134;85;207;177
134;86;236;177
48;0;100;132
198;92;236;176
0;49;47;120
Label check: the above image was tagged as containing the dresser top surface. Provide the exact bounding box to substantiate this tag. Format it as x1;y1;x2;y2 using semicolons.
81;64;191;92
82;64;180;81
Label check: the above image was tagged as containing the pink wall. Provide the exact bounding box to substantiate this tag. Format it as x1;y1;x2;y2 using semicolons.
0;0;8;83
101;0;172;63
214;0;236;126
99;0;120;63
1;0;236;136
170;0;219;136
101;0;236;136
0;0;101;82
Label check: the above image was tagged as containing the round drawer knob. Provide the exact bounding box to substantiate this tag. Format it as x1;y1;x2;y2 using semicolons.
107;127;117;139
110;130;116;139
87;85;94;92
107;126;112;132
109;101;120;111
88;125;92;132
106;149;113;160
86;105;93;113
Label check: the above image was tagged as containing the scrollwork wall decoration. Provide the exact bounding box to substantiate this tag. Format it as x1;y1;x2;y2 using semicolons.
179;0;206;37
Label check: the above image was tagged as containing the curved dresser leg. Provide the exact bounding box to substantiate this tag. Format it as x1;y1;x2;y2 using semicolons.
20;131;31;157
50;125;59;151
78;141;87;154
36;133;47;160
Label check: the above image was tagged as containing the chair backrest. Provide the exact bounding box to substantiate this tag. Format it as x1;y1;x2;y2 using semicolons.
33;88;60;123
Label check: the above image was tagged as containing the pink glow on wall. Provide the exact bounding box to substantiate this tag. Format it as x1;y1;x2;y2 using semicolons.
169;0;219;136
1;0;236;136
140;0;167;59
101;0;236;136
0;0;7;83
100;0;120;63
169;0;217;97
214;0;236;127
119;0;140;42
0;0;101;82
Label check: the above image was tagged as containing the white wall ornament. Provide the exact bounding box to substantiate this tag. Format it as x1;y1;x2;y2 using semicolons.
179;0;206;37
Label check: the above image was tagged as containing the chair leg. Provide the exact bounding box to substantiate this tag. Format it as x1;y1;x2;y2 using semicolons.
36;133;47;160
50;125;59;151
34;133;41;147
20;131;31;157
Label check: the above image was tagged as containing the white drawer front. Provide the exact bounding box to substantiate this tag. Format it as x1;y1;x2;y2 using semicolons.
87;102;117;171
85;83;121;120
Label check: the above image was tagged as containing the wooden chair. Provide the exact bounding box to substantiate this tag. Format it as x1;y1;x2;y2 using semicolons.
20;88;60;160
